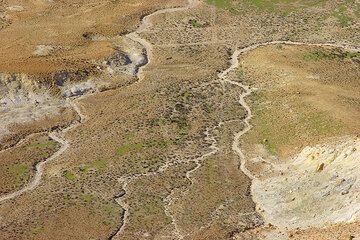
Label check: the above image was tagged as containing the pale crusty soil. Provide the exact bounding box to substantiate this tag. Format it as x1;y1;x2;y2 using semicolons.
0;106;78;150
239;44;360;239
0;1;359;240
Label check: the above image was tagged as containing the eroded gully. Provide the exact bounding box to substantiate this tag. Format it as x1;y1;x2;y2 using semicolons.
0;1;359;239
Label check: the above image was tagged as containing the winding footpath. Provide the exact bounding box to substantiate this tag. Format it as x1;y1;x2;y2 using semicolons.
0;0;359;238
126;0;202;82
0;0;201;205
160;41;360;238
112;38;359;238
220;40;360;184
0;98;85;203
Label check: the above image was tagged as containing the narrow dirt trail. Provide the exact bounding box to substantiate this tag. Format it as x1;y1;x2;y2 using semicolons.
107;0;205;239
220;41;360;234
161;41;359;238
0;98;84;203
0;0;201;204
126;0;202;82
220;40;360;182
163;123;222;239
0;0;359;237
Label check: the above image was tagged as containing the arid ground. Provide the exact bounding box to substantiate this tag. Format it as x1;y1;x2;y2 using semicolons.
0;0;359;239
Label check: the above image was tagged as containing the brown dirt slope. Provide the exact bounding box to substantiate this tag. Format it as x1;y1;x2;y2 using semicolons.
0;1;359;240
0;133;60;195
0;0;186;75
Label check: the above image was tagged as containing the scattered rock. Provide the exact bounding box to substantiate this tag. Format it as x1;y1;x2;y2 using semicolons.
54;71;69;86
114;189;126;198
341;190;349;195
62;80;96;98
7;5;24;12
82;32;95;40
316;162;324;172
33;45;54;56
106;51;132;67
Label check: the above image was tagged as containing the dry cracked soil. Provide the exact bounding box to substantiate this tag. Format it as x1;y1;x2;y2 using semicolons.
0;0;359;239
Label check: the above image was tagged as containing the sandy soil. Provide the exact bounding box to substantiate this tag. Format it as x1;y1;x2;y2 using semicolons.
0;0;359;239
0;0;186;74
240;44;360;239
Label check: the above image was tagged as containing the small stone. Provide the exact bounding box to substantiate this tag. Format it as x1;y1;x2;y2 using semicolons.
316;163;325;172
342;190;349;195
7;5;24;11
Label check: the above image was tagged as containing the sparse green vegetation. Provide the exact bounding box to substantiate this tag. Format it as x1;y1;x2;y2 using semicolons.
261;135;277;155
332;5;353;27
181;91;192;102
247;0;325;11
79;159;107;173
303;51;338;61
9;164;30;180
171;116;190;130
148;117;169;127
62;170;76;181
31;225;44;235
189;19;207;28
206;0;233;10
206;0;326;13
203;103;215;113
3;0;360;239
26;140;57;149
356;4;360;17
304;50;360;61
102;219;115;226
144;139;170;148
91;159;107;170
250;93;346;156
117;138;171;156
79;193;93;203
131;194;172;230
242;46;360;157
103;204;117;214
116;143;144;156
